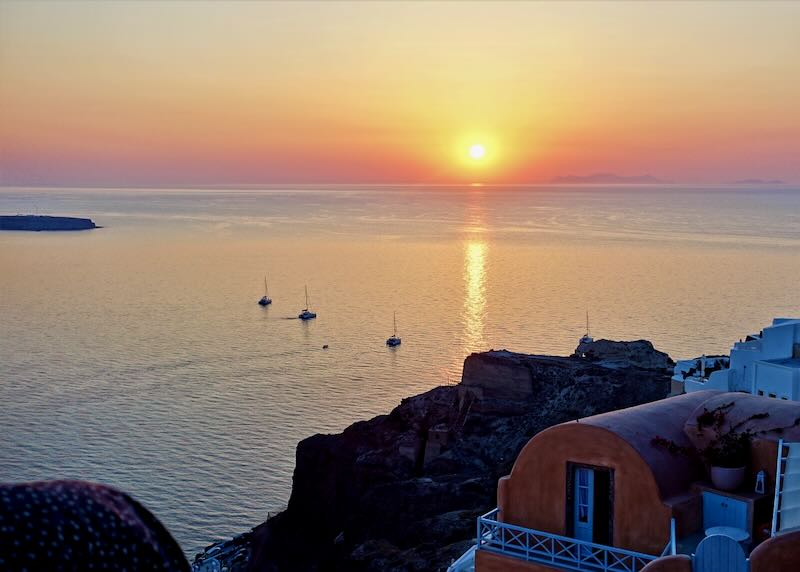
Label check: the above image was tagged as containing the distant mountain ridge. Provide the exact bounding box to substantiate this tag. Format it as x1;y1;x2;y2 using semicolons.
731;178;785;185
550;173;670;184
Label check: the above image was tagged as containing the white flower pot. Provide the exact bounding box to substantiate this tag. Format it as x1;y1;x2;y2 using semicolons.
711;466;746;491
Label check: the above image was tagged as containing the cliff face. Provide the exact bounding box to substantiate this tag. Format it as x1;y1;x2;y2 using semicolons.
246;340;673;572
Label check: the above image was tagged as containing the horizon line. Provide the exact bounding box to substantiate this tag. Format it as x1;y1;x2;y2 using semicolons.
0;181;797;191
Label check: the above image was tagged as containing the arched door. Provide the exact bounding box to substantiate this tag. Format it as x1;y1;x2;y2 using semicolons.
693;534;748;572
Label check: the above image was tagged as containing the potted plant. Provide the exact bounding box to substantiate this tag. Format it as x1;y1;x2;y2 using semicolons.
652;402;768;491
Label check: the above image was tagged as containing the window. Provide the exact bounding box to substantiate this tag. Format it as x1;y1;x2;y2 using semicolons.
769;393;777;399
758;390;764;396
577;469;590;523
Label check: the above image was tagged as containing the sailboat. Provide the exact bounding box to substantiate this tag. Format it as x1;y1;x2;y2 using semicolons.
386;312;401;347
258;276;272;306
579;310;593;344
298;285;317;320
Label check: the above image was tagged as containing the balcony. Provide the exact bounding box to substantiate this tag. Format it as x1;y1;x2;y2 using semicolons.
477;509;660;572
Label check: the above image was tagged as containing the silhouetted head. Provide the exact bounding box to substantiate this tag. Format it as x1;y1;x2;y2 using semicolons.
0;480;189;571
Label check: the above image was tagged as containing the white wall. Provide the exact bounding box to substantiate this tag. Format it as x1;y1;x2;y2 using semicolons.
681;319;800;396
754;362;799;401
761;321;799;359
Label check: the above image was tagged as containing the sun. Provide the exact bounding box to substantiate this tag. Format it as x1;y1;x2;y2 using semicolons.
453;136;497;175
469;144;486;160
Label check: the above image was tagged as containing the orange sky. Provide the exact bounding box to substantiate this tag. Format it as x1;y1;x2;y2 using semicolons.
1;1;799;186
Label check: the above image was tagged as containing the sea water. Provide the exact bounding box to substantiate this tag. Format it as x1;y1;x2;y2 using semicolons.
1;185;799;554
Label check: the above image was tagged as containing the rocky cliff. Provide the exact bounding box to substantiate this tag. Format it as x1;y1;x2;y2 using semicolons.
245;340;673;572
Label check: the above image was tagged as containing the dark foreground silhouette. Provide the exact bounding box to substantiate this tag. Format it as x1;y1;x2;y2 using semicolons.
0;480;189;572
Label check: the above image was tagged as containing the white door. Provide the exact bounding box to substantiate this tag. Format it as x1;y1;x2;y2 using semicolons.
574;467;594;542
694;534;748;572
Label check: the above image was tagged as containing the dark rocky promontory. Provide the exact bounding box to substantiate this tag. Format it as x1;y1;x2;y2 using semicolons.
0;215;98;231
244;339;673;572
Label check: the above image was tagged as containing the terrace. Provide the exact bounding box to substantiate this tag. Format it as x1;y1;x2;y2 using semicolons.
475;509;674;572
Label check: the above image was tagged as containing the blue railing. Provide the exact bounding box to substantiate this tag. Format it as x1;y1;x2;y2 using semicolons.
477;509;658;572
659;518;676;557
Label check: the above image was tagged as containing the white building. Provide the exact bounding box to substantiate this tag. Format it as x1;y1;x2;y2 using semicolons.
675;318;800;400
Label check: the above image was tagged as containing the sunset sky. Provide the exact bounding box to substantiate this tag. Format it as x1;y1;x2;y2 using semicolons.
1;1;799;186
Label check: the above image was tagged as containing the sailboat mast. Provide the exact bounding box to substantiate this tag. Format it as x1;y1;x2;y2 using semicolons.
393;311;397;336
265;276;269;296
305;285;309;309
586;310;590;336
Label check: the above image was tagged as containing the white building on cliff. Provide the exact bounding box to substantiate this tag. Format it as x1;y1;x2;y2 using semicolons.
674;318;800;400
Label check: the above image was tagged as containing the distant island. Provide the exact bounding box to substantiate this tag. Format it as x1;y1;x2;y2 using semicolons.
731;178;785;185
0;215;99;231
550;172;670;184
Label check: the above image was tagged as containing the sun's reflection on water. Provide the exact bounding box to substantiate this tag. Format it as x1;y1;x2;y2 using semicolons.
461;192;489;359
463;239;488;354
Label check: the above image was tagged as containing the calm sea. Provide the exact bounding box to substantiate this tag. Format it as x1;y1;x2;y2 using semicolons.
1;185;799;554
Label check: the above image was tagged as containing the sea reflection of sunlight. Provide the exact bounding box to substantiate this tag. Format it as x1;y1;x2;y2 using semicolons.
463;240;487;353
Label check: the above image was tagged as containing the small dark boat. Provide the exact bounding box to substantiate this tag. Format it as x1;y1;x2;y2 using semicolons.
258;276;272;306
298;285;316;320
386;312;401;347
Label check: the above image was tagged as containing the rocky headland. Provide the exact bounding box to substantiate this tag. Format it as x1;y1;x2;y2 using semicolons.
208;339;674;572
0;215;98;231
